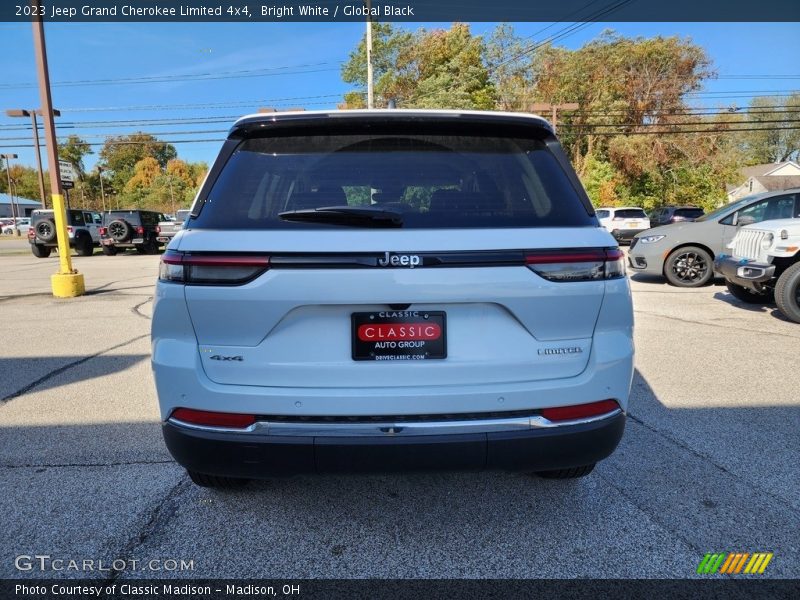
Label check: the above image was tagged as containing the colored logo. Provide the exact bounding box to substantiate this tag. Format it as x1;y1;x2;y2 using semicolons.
697;552;773;575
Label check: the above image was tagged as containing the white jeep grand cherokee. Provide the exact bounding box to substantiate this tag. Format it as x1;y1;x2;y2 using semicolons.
151;110;634;488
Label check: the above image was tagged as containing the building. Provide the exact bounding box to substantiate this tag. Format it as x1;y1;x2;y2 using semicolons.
0;193;42;218
726;161;800;202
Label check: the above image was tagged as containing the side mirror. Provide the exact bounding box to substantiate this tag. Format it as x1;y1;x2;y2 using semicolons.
737;215;756;227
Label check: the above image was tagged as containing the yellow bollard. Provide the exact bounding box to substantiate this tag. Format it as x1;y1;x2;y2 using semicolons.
49;192;85;298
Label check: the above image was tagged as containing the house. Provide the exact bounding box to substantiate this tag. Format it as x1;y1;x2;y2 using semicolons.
0;193;42;218
726;161;800;202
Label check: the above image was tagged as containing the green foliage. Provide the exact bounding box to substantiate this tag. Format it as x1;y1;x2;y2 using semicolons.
58;135;92;177
98;132;178;194
739;94;800;164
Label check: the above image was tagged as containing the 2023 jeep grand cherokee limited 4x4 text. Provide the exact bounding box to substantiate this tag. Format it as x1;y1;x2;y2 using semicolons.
151;110;635;488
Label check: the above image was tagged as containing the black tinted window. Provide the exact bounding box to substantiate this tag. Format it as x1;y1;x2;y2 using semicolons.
614;209;647;219
69;210;85;226
674;208;704;219
105;211;141;225
192;134;593;230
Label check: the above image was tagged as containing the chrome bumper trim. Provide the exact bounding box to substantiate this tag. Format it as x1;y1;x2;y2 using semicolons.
167;409;623;437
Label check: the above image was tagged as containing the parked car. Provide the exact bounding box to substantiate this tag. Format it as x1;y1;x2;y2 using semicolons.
715;218;800;321
595;207;650;243
2;217;31;235
28;209;102;258
648;206;705;227
100;210;166;255
628;189;800;287
156;209;191;245
152;109;634;488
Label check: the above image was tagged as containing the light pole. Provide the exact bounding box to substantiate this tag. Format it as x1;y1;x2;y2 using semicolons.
5;108;60;209
32;0;84;297
1;153;20;236
97;165;107;212
365;0;374;108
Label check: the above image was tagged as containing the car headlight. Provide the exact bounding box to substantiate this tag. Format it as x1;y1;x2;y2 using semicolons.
761;233;774;249
637;235;666;244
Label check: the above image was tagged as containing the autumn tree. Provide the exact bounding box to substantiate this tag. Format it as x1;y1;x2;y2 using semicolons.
98;133;177;193
57;135;92;177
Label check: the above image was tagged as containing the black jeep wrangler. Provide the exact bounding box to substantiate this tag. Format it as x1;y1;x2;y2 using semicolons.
100;210;165;255
28;209;102;258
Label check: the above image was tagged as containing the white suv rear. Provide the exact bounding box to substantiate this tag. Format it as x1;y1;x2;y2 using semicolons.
151;110;634;487
596;207;650;244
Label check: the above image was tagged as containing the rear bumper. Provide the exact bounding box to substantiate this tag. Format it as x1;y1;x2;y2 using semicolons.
610;228;646;242
714;255;776;288
162;411;626;476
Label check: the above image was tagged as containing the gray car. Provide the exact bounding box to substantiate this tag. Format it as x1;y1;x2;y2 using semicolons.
628;189;800;287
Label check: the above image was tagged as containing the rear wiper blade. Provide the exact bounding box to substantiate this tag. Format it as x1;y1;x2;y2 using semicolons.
278;206;403;228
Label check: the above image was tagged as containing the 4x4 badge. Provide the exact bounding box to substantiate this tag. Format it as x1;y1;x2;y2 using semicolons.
209;355;244;361
378;252;421;268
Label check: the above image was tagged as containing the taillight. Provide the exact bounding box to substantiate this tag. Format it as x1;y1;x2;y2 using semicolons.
171;408;256;429
66;226;73;234
27;228;35;238
156;226;161;233
99;227;107;236
135;226;144;235
525;248;624;282
159;251;270;285
541;400;620;422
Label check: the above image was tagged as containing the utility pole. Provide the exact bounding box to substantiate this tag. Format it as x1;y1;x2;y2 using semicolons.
97;166;107;212
6;108;60;209
1;154;20;236
365;0;374;108
528;102;580;134
32;0;84;297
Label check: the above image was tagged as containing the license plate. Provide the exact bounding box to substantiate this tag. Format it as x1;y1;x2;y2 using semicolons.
629;221;640;228
132;238;144;244
351;311;446;361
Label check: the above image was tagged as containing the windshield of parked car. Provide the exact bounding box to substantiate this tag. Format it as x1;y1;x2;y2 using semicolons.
192;133;595;230
695;196;758;222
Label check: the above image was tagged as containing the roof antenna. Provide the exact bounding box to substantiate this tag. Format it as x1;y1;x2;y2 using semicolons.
387;99;397;109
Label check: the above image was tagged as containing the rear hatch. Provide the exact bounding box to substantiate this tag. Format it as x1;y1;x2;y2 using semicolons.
169;114;620;388
613;208;649;230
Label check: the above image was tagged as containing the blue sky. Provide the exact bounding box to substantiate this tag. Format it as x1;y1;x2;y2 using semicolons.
0;21;798;171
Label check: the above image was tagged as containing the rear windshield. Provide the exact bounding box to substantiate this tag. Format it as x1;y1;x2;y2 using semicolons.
674;208;704;219
105;211;142;224
614;209;647;219
191;134;594;229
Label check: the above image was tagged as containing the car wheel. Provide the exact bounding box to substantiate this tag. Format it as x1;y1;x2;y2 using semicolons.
186;470;249;489
664;246;713;287
774;262;800;323
31;244;52;258
35;219;57;242
725;280;774;304
534;464;596;479
75;235;93;256
107;219;132;242
101;245;118;256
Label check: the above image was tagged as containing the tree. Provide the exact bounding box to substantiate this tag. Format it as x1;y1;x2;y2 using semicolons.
739;94;800;164
57;135;92;177
341;23;414;108
484;23;535;111
98;133;177;193
341;23;495;110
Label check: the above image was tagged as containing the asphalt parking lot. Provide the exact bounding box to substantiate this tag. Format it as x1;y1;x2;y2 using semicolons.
0;251;798;580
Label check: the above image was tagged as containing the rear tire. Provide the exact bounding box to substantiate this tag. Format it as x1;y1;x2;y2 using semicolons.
664;246;714;287
31;244;51;258
35;218;57;242
534;464;596;479
187;470;249;489
75;235;93;257
774;262;800;323
102;245;118;256
725;280;774;304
